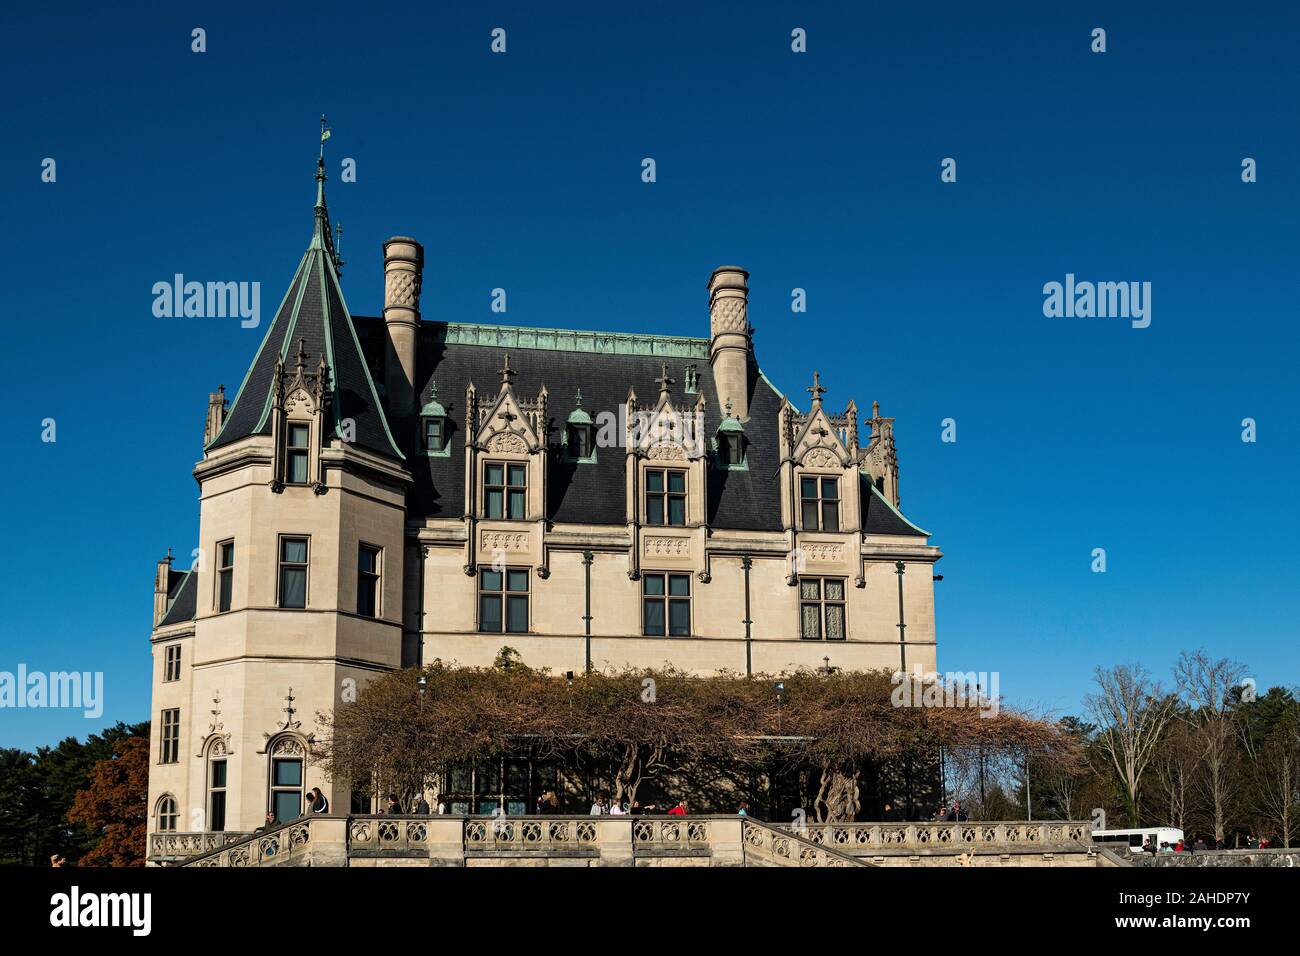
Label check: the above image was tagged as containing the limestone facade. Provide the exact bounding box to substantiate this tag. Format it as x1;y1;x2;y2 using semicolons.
146;161;942;840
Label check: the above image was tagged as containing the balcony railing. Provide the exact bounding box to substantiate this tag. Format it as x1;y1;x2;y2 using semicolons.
742;820;865;867
183;819;315;867
795;821;1093;852
171;815;1089;867
148;830;252;862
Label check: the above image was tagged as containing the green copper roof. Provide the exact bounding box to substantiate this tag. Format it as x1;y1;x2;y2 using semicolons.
567;388;594;426
205;142;402;462
432;321;710;359
420;381;446;418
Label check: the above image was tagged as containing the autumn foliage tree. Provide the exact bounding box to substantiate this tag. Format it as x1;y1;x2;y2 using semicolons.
66;735;150;866
313;654;1070;823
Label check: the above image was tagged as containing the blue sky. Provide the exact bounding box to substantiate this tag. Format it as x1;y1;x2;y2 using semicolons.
1;1;1296;749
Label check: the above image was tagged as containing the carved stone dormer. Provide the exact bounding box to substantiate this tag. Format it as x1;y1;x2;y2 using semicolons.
463;354;550;575
789;371;855;470
204;385;227;446
629;363;707;462
269;338;332;495
863;400;900;507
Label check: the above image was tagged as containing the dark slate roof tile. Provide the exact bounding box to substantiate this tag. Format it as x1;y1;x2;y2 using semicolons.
159;570;197;626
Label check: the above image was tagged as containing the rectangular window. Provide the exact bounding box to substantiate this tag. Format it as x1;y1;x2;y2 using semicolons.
217;540;234;612
160;708;180;764
270;758;303;823
287;423;310;484
424;417;445;452
357;544;381;618
721;434;744;466
642;572;691;637
800;578;847;640
278;537;309;609
567;424;592;460
645;469;687;526
209;759;227;831
163;644;181;682
800;476;840;532
478;568;529;633
484;462;527;519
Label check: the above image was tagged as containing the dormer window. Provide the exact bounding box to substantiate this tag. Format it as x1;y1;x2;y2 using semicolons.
800;476;840;531
564;389;596;463
424;417;445;453
420;385;450;457
720;433;744;466
568;423;592;460
484;462;527;519
287;424;311;484
715;401;746;469
646;469;687;526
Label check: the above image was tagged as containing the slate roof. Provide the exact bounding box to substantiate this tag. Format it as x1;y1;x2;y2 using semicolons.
158;570;197;627
346;318;930;537
203;158;927;538
206;164;401;461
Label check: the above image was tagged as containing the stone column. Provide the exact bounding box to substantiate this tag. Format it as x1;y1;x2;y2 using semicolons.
383;237;424;413
708;265;752;420
596;816;635;867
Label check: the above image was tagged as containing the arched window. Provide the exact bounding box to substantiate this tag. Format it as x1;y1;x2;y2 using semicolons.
267;735;307;823
156;794;179;832
206;741;229;831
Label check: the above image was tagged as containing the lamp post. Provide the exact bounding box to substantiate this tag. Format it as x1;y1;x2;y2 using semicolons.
741;556;753;677
894;561;907;671
581;551;593;674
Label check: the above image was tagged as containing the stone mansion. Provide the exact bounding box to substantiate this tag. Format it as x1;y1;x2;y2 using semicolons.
146;150;942;838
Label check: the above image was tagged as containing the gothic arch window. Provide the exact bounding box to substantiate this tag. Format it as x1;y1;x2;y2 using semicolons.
266;734;307;823
155;794;179;832
205;738;229;831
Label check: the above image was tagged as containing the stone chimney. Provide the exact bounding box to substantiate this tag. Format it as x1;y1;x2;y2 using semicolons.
383;237;424;413
708;266;752;420
153;549;174;627
204;385;227;446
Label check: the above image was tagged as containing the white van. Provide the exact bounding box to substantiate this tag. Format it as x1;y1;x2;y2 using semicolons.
1092;826;1185;851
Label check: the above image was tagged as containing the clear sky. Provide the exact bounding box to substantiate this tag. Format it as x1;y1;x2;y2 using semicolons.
1;1;1296;750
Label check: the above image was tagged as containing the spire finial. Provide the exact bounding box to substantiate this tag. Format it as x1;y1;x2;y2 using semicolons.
295;337;309;374
724;398;734;418
807;371;827;406
499;352;516;388
655;363;675;397
575;387;583;409
872;399;881;419
310;115;339;262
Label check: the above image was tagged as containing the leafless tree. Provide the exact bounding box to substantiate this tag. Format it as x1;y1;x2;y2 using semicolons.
1175;650;1246;842
1086;664;1178;826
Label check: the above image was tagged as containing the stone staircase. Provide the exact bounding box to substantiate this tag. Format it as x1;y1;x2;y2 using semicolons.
171;815;867;867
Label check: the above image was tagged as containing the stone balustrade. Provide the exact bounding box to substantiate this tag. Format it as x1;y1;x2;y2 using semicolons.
148;830;252;863
741;819;866;867
172;816;1092;867
797;820;1092;853
185;818;325;867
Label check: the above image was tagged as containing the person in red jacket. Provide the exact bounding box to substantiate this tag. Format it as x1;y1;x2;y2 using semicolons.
667;799;688;816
